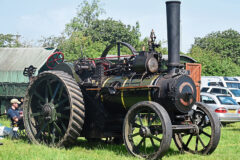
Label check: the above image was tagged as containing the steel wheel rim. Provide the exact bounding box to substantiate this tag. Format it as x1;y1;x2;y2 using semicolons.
25;74;70;146
125;106;165;159
174;105;214;154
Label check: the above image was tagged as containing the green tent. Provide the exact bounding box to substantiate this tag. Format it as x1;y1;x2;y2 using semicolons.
0;47;57;114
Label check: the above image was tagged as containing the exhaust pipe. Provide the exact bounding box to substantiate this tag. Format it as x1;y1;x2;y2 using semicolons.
166;1;181;73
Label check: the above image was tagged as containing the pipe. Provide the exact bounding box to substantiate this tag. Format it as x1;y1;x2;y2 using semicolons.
166;1;181;73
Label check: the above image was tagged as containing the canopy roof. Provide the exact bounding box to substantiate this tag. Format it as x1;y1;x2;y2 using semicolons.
0;48;56;83
162;54;197;63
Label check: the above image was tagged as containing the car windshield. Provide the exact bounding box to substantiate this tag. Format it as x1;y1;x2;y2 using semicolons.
210;88;227;94
230;89;240;97
217;96;238;105
201;88;209;92
226;82;240;89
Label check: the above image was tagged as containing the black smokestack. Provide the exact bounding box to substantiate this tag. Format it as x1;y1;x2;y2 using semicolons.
166;1;181;73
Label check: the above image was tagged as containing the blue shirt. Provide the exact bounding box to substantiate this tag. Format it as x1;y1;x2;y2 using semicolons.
7;108;21;124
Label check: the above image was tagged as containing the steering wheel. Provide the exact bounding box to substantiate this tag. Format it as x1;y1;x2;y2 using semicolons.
101;41;137;59
46;52;64;69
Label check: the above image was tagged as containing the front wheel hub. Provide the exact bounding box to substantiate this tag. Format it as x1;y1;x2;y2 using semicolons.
42;103;53;116
139;127;152;137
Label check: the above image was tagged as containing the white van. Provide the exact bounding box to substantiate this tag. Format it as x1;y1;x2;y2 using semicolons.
201;76;223;87
220;77;240;89
201;76;240;89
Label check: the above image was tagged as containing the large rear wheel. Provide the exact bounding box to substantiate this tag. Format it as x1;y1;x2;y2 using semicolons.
123;101;172;160
23;71;85;147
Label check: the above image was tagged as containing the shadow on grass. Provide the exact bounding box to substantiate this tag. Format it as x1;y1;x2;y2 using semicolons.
221;123;240;131
4;132;30;144
73;138;129;156
70;138;181;157
165;148;181;157
226;128;240;132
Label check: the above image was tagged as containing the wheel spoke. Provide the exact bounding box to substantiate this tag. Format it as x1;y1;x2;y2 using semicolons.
130;132;140;138
137;137;145;148
30;112;42;118
137;113;143;126
150;137;158;151
36;122;49;139
185;134;193;147
51;83;61;103
143;137;146;153
59;120;67;132
202;131;211;138
47;125;51;143
195;135;199;152
202;122;211;128
197;135;206;148
132;122;141;128
47;81;53;98
55;98;68;108
52;127;56;145
57;85;64;101
56;113;69;120
149;135;162;142
53;122;63;136
33;91;45;103
45;85;49;103
37;100;44;108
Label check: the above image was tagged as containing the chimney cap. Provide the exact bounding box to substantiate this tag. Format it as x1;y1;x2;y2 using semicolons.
166;1;181;4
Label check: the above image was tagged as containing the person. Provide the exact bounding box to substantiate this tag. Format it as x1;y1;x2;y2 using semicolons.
7;99;23;127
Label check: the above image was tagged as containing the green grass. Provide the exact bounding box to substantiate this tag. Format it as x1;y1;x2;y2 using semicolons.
0;117;240;160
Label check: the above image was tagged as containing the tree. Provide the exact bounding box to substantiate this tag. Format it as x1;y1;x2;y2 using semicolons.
65;0;105;36
38;35;66;48
193;29;240;64
65;0;141;45
58;32;106;60
0;34;22;47
43;0;142;60
87;19;141;46
189;46;240;76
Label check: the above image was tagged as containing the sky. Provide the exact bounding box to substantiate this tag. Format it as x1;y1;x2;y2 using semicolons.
0;0;239;52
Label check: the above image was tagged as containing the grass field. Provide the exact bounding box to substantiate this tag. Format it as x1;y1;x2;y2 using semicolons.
0;117;240;160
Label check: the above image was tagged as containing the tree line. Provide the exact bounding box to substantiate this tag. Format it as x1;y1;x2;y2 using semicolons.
1;0;240;76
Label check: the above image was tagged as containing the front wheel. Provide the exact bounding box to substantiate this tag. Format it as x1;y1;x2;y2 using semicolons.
123;101;172;160
174;102;221;154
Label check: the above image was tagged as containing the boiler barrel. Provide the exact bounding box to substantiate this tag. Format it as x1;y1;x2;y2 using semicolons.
98;74;196;114
100;75;160;112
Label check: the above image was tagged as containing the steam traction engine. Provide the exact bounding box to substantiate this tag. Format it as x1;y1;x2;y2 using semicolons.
23;1;220;159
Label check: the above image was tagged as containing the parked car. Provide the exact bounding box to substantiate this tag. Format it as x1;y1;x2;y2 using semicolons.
201;86;240;104
200;92;240;122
